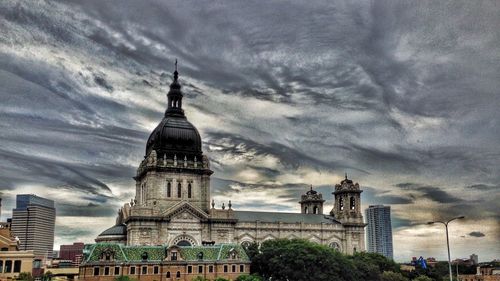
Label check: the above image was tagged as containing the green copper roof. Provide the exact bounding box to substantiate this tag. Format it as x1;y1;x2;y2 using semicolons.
83;243;249;263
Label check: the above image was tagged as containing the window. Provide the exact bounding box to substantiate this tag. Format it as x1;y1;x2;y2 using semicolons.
93;267;99;276
188;183;192;198
240;265;244;272
171;251;177;261
197;252;204;260
1;247;8;251
142;266;147;275
232;265;236;272
198;265;203;273
114;267;120;275
13;260;21;273
187;266;192;274
130;266;136;275
0;260;3;273
153;266;159;274
177;182;182;198
176;271;181;278
208;265;213;273
166;271;170;278
313;206;318;214
5;260;12;273
304;206;308;213
104;267;110;276
350;197;355;210
339;197;344;211
224;265;228;273
167;182;171;197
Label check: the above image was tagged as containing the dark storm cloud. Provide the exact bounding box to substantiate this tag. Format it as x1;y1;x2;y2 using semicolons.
57;202;116;217
468;231;486;238
1;0;499;260
395;183;462;204
467;184;499;191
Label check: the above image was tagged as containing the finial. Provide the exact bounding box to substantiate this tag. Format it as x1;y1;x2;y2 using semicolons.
310;184;313;191
211;199;215;209
228;200;232;210
173;59;179;81
345;172;348;180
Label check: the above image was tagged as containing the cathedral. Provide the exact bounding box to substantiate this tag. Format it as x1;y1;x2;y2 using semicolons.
96;65;366;255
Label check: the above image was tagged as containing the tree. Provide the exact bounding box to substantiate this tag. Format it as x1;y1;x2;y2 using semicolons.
192;277;209;281
381;271;409;281
114;276;136;281
251;239;357;281
412;276;434;281
235;275;262;281
214;278;229;281
243;242;260;261
17;272;33;281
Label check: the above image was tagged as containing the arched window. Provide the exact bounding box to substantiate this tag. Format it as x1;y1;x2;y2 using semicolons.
339;197;344;211
241;241;252;250
177;182;182;198
304;206;308;214
176;271;181;278
166;271;170;278
350;197;355;210
329;242;341;251
167;182;171;197
177;240;191;246
313;206;318;214
188;184;192;198
141;184;146;203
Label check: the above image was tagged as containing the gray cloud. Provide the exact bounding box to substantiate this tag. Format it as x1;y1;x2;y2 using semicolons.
0;0;499;261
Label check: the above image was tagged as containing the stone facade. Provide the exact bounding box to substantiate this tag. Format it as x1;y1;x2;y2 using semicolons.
96;67;366;256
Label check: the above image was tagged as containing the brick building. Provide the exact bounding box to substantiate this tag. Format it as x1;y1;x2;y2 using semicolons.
79;243;250;281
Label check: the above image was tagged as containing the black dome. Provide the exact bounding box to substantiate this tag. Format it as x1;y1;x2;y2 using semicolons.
98;224;127;237
146;115;202;157
145;63;202;158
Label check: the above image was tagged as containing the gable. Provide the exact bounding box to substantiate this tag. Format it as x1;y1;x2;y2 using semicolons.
162;201;209;221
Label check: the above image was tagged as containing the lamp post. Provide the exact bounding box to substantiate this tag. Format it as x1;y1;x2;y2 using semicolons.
427;216;465;281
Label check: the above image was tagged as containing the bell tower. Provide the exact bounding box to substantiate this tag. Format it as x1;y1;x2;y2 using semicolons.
331;173;363;223
299;185;325;214
330;173;365;254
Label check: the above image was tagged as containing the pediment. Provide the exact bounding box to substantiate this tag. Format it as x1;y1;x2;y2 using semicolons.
162;201;209;221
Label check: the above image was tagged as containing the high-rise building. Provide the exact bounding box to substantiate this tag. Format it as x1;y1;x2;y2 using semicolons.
365;205;393;259
11;194;56;260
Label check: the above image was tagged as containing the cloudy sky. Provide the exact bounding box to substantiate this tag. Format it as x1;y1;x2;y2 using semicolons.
0;0;499;262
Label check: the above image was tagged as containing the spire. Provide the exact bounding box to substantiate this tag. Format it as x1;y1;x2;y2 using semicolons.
165;59;184;117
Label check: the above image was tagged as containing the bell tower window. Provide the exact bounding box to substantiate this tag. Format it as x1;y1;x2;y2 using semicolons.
313;206;318;214
188;184;192;198
339;197;344;211
177;182;182;198
350;197;355;210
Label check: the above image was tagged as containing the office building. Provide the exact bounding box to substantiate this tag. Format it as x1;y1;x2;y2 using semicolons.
366;205;393;259
11;194;56;260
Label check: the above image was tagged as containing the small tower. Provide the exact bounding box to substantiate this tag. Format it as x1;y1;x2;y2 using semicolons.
300;185;325;214
330;173;363;224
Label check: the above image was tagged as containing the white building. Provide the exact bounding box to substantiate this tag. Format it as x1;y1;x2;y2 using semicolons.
96;66;366;254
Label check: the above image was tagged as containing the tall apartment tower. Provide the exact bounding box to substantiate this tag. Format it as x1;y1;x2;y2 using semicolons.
11;194;56;260
365;205;393;259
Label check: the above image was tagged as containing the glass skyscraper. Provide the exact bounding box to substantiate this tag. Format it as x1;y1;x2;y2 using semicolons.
365;205;393;259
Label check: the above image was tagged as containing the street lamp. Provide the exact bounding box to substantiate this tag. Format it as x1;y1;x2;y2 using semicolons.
427;216;465;281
